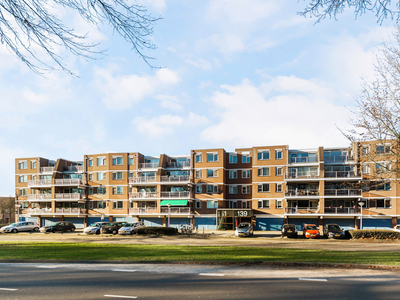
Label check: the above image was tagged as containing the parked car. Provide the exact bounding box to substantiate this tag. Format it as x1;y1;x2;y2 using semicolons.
118;222;145;235
102;222;127;235
0;221;39;233
281;224;298;238
235;222;254;237
392;225;400;232
40;221;76;233
302;224;320;239
323;224;345;239
83;222;108;235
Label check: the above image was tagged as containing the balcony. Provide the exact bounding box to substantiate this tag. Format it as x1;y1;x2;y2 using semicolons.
324;171;360;179
27;194;52;201
28;179;52;187
54;179;85;186
285;189;319;197
285;172;319;180
139;163;159;169
160;207;191;214
40;167;54;173
129;177;157;184
160;175;190;183
290;157;318;164
160;191;190;198
166;162;190;168
285;207;319;214
129;207;158;215
28;208;53;215
64;166;84;172
54;193;83;200
129;192;157;199
55;208;85;214
324;189;362;197
324;155;353;163
324;207;358;214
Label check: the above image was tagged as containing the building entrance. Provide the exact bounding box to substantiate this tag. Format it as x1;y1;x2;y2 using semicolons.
216;209;253;230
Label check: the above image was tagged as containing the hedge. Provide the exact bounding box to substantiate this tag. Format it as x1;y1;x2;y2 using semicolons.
137;227;178;235
349;229;400;240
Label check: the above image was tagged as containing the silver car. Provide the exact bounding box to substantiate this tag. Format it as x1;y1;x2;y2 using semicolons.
0;221;39;233
83;222;108;235
235;222;254;237
118;222;145;235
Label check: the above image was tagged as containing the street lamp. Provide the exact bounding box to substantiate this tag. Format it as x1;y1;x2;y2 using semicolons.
167;203;171;227
358;202;364;229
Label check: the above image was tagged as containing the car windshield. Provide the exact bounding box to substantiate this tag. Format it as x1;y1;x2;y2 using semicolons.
328;225;342;230
123;223;135;227
238;224;249;229
284;225;295;229
89;222;102;227
48;222;60;226
7;223;18;226
306;225;317;230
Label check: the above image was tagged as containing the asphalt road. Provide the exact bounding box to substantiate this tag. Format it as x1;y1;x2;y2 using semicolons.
1;263;400;299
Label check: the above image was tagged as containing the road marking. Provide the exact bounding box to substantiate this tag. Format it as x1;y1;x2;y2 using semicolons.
0;288;18;291
112;269;137;272
299;278;327;282
104;295;137;299
199;273;224;276
36;266;58;269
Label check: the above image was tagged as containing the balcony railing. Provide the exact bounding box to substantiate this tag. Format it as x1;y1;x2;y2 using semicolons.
40;167;54;173
160;175;190;182
285;189;319;197
129;192;157;199
64;166;84;172
55;208;83;214
324;155;353;163
54;193;83;200
324;207;357;214
160;191;190;198
324;171;358;178
129;207;158;214
54;179;85;186
27;194;52;200
139;163;159;169
160;207;191;214
324;189;362;196
129;177;157;184
285;207;318;214
285;172;319;179
28;208;52;214
28;179;52;186
166;162;191;168
290;157;318;163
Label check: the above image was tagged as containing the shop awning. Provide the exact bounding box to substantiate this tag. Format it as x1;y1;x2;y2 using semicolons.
160;200;188;206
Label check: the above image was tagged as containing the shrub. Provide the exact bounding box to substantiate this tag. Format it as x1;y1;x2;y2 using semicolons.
137;227;178;235
349;229;400;240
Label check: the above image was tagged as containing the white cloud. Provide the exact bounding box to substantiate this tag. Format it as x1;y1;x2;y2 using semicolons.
133;115;184;136
156;95;183;111
187;112;208;127
196;34;245;55
186;58;213;71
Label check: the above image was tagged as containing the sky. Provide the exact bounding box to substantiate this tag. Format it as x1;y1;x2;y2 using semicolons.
0;0;397;196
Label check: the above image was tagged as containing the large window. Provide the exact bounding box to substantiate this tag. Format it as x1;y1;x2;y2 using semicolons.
19;175;27;183
97;157;106;166
258;167;270;176
242;185;251;194
207;200;218;209
369;198;391;208
196;185;202;193
258;150;270;160
31;161;36;169
113;201;123;209
97;186;106;194
112;157;123;165
112;186;123;194
112;172;123;180
258;183;270;192
229;170;237;179
207;169;218;178
376;144;391;154
128;157;134;165
258;200;270;208
196;154;202;163
242;154;250;163
207;153;218;162
229;186;237;194
242;170;250;178
18;161;27;169
376;162;390;173
276;183;282;193
207;185;218;193
276;199;283;208
88;159;93;167
275;167;283;176
195;170;202;178
275;150;283;160
97;172;106;180
376;181;391;191
229;155;237;164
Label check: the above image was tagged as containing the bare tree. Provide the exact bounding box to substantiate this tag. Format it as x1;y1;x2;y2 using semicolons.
0;0;161;75
299;0;400;23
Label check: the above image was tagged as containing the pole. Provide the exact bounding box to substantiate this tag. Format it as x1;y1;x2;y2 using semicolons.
167;204;171;227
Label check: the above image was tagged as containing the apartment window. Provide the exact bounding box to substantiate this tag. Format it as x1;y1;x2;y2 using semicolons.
276;199;283;209
207;153;218;162
21;202;28;208
18;161;27;169
258;200;270;208
242;170;250;178
258;183;270;192
229;186;238;194
376;162;390;173
97;172;106;180
113;201;123;209
112;186;123;194
97;201;106;209
31;161;36;169
89;202;94;209
88;187;93;195
196;185;202;193
258;167;270;176
242;201;249;209
207;185;218;194
196;154;202;163
376;181;391;191
242;185;251;194
207;200;218;209
376;144;391;154
242;154;250;163
112;157;123;165
129;172;134;178
112;172;123;180
229;155;237;164
275;167;283;176
97;157;106;166
370;198;391;209
276;183;282;193
207;169;218;178
361;146;369;156
258;150;270;160
362;164;370;174
275;150;283;160
88;173;93;181
19;188;27;196
229;201;238;208
128;157;134;165
19;175;27;183
229;170;237;179
195;170;202;178
195;201;202;209
97;186;106;194
88;159;93;167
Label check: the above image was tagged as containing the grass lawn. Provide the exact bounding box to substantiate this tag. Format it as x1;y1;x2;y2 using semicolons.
0;241;399;266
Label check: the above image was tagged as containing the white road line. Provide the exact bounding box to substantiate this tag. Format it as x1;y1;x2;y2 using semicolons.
0;288;18;291
36;266;58;269
112;269;137;272
299;278;327;282
104;295;137;299
199;273;225;277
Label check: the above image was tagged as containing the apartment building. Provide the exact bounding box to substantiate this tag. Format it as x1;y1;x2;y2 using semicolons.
14;141;400;230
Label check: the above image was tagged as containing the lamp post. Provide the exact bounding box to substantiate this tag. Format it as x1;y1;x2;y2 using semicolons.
167;204;171;227
358;202;364;229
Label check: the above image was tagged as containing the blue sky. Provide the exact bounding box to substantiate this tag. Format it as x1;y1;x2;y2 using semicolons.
0;0;396;196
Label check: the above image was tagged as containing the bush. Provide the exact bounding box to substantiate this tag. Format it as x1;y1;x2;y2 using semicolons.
349;229;400;240
137;227;178;235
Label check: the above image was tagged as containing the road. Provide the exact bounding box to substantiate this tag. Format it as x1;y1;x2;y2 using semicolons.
0;263;400;299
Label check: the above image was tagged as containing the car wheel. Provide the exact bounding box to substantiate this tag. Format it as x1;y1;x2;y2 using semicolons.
130;230;135;235
52;229;55;233
96;230;100;235
71;227;75;232
112;229;117;235
33;227;39;232
11;229;18;233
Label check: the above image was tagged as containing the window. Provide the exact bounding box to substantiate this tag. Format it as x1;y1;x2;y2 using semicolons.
195;170;202;178
242;154;250;163
276;199;283;208
97;186;106;194
89;202;94;209
275;167;283;176
19;188;27;196
21;202;28;208
19;175;27;183
128;157;134;165
376;162;390;173
88;187;93;195
207;153;218;162
112;186;123;194
275;150;283;160
229;170;237;179
97;172;106;180
97;201;106;209
242;201;249;209
18;161;27;169
129;172;133;178
371;198;391;208
88;159;93;167
242;170;250;178
361;146;369;156
31;161;36;169
258;167;270;176
88;173;93;181
207;200;218;209
276;183;282;193
196;154;202;163
112;172;123;180
362;164;370;174
229;186;238;194
258;200;270;208
113;201;123;209
97;157;106;166
112;157;123;165
258;150;270;160
207;169;218;178
376;144;391;154
207;185;218;193
196;185;202;193
229;155;237;164
242;185;251;194
258;183;270;192
376;181;391;191
196;201;202;209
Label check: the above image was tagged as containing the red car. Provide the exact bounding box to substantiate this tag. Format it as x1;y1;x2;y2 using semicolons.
302;224;320;239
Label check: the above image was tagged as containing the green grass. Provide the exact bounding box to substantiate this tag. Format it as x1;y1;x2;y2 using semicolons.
0;241;399;266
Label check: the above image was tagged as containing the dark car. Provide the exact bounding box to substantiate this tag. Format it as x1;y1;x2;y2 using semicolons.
281;224;298;238
323;224;345;239
101;222;127;235
40;221;76;233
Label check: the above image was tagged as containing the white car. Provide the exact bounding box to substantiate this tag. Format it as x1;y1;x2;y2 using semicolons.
0;222;39;233
235;222;254;237
83;222;108;235
118;222;145;235
393;225;400;232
